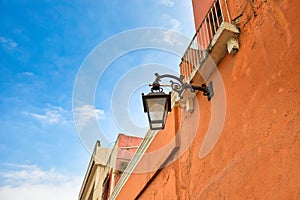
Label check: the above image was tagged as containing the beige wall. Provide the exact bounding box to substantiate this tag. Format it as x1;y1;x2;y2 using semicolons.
79;141;111;200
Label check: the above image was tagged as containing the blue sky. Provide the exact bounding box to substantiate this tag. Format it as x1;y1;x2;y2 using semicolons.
0;0;194;199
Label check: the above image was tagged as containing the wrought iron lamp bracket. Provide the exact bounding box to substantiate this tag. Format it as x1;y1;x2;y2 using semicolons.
150;73;214;101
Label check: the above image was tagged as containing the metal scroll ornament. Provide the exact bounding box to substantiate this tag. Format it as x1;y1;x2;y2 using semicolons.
150;73;214;101
152;73;192;98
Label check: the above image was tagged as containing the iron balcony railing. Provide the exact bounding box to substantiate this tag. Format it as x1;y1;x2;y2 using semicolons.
180;0;232;82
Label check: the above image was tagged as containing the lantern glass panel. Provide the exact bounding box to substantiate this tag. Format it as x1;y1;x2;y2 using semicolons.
142;91;171;130
146;97;167;122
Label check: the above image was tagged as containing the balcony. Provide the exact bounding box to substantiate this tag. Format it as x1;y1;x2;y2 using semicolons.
180;0;239;85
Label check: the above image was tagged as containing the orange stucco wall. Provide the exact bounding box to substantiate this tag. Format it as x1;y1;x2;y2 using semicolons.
192;0;215;30
117;0;300;199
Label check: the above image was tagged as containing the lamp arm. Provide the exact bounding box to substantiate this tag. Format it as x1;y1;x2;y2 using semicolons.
191;82;214;101
152;73;190;98
152;73;214;101
191;85;208;93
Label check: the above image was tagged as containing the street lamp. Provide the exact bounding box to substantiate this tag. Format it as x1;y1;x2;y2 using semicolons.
142;82;171;130
142;73;214;130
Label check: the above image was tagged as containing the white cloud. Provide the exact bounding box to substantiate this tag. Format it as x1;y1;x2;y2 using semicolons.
162;30;185;46
159;0;174;7
0;164;82;200
162;14;181;31
23;105;69;125
20;72;34;76
73;104;105;129
0;36;17;50
0;164;68;185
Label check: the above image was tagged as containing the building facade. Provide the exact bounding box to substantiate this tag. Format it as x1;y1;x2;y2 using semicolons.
79;141;111;200
79;134;143;200
108;0;300;199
